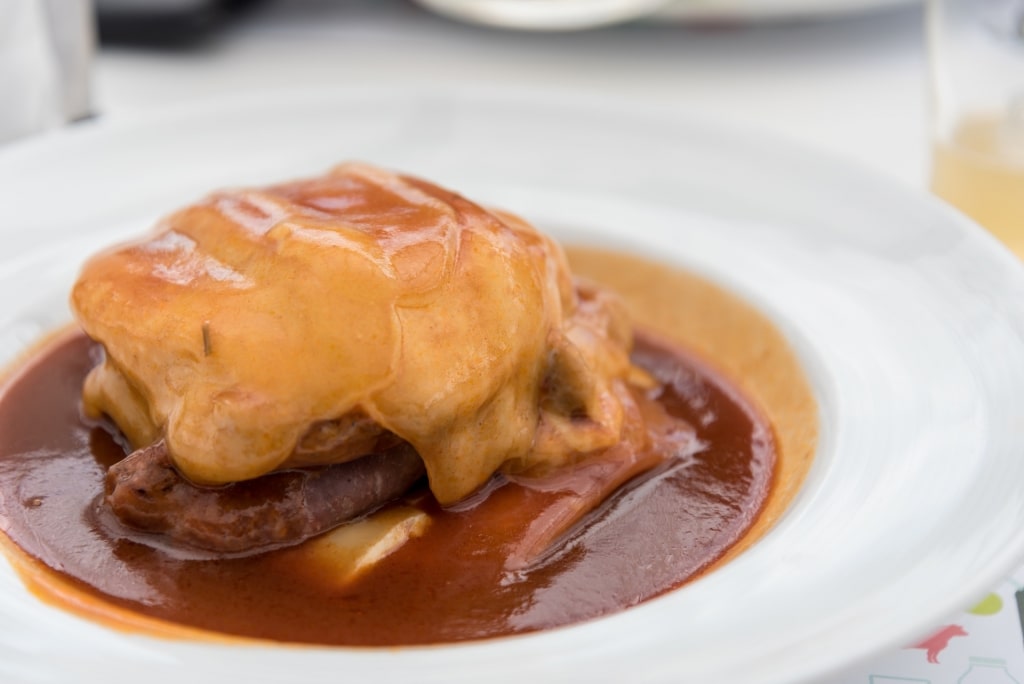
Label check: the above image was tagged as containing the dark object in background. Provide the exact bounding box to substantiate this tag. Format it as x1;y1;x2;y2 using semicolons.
96;0;263;46
1016;587;1024;647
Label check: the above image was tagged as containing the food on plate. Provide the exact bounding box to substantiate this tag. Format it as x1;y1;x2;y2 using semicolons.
72;162;654;553
0;164;817;645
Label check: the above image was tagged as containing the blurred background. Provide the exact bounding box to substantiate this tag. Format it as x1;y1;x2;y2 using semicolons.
2;0;927;185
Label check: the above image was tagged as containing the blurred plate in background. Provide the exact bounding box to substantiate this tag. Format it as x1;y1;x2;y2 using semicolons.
413;0;919;30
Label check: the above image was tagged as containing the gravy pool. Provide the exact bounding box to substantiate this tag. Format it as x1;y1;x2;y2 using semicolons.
0;246;817;645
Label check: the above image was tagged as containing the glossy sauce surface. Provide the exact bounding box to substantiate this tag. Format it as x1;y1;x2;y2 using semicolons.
0;329;772;645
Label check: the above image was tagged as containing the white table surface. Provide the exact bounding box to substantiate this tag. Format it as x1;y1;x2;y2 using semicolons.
69;0;1024;681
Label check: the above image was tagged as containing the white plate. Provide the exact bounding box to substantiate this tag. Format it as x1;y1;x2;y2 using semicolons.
412;0;918;30
1;88;1024;684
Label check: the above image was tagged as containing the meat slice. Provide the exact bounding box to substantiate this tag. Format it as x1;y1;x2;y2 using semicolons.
104;441;425;554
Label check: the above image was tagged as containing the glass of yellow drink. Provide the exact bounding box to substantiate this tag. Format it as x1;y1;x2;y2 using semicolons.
928;0;1024;258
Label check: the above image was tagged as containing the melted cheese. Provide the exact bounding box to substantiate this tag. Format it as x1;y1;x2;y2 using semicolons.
72;164;636;504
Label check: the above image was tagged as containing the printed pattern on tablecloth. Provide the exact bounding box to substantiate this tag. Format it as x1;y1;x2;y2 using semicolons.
835;567;1024;683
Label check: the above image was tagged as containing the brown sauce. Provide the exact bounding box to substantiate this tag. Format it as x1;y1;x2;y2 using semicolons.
0;247;818;645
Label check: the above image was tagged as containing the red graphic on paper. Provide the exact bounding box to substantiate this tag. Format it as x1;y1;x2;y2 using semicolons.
909;625;968;663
